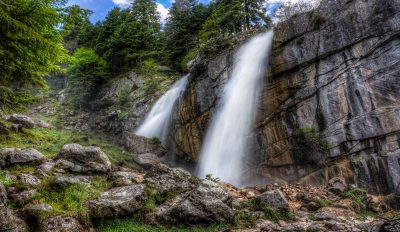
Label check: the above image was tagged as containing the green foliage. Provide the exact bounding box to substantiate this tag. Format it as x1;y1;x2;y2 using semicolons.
163;0;211;70
205;174;221;183
60;5;93;44
0;0;69;112
314;198;332;208
342;188;368;213
181;48;199;71
0;87;41;115
290;126;331;166
116;88;131;106
92;1;162;74
97;219;227;232
33;176;110;221
66;47;107;109
234;199;295;228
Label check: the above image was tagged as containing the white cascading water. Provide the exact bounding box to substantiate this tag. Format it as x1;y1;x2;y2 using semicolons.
135;75;189;144
197;31;274;186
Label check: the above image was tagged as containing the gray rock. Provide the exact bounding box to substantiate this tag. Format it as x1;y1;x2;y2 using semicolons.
154;179;233;225
0;148;46;167
88;184;146;219
56;143;111;174
37;216;88;232
9;190;37;206
123;132;166;156
8;114;35;129
0;181;29;232
17;174;41;187
52;175;92;188
328;177;348;195
36;162;55;176
145;164;196;194
37;120;51;128
313;211;334;221
258;189;289;211
134;153;161;170
24;204;53;221
110;171;144;187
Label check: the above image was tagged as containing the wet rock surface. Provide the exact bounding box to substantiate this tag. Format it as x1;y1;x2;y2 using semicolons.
170;0;400;195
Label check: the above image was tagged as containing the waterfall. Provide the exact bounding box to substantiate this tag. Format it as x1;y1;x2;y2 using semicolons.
197;31;274;186
135;75;189;144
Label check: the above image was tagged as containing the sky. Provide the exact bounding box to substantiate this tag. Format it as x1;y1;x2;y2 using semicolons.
67;0;211;23
67;0;283;23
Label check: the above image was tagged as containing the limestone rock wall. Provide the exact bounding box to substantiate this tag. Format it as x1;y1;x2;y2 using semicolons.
171;0;400;194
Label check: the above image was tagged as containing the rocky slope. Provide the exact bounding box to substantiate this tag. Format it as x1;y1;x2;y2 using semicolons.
170;0;400;195
1;114;399;231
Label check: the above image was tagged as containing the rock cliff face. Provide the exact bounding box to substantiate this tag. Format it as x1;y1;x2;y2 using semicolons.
170;0;400;194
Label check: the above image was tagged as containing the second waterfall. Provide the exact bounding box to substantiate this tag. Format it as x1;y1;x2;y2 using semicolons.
197;31;274;186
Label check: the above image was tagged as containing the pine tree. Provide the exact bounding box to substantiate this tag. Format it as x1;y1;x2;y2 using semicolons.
164;0;211;70
0;0;69;112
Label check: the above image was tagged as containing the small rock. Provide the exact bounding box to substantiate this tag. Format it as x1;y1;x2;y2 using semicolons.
8;114;35;129
313;211;334;221
133;153;160;170
38;216;88;232
17;174;41;187
110;171;144;187
36;162;55;176
37;120;51;128
9;190;37;206
24;204;53;222
88;184;146;218
56;143;111;174
258;189;289;211
52;175;92;188
307;223;326;232
328;177;348;195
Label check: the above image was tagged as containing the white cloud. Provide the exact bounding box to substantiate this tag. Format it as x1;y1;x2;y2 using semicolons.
112;0;134;8
157;3;170;24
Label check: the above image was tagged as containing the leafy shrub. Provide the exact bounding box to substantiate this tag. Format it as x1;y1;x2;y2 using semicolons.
342;188;367;213
314;198;332;208
205;174;220;183
181;48;199;71
290;126;331;166
116;88;130;106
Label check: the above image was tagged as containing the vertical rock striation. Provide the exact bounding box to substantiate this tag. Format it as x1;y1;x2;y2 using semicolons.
171;0;400;193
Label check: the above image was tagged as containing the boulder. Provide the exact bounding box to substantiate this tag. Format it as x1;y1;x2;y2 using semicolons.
56;144;111;174
154;179;234;225
145;164;196;194
133;153;161;170
0;181;29;232
327;177;348;195
52;175;92;188
88;184;146;218
8;114;35;129
0;148;46;167
17;174;41;187
258;189;289;211
110;171;144;187
37;216;88;232
313;211;334;221
123;132;166;156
